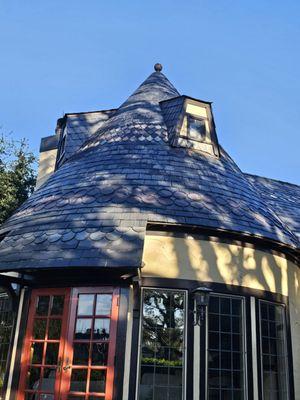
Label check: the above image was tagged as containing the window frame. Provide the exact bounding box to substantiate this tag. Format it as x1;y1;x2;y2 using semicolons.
257;299;292;400
130;277;295;400
186;114;208;143
136;287;188;400
205;292;249;400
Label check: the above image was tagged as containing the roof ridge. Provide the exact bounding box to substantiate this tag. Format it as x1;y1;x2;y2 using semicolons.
245;172;300;189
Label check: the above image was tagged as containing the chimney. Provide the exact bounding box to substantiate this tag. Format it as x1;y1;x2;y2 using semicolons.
35;117;66;189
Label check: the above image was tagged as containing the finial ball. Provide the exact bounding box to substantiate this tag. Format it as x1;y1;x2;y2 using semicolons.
154;63;163;72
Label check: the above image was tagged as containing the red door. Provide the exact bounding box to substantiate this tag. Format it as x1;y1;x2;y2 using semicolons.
18;287;119;400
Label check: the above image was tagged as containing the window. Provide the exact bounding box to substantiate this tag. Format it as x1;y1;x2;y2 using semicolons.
207;295;246;400
0;289;14;398
137;289;186;400
187;115;207;142
259;301;290;400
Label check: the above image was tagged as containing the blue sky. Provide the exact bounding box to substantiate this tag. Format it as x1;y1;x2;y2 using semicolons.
0;0;299;184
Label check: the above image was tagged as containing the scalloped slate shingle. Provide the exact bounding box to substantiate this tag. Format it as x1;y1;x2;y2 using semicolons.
0;70;298;271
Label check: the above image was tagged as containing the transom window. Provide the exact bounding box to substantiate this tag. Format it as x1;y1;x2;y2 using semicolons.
137;289;186;400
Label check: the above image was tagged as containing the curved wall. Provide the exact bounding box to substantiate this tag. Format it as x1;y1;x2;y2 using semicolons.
141;232;300;397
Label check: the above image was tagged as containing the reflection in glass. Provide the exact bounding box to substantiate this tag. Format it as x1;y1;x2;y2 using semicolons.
92;343;108;365
36;296;50;316
45;343;59;365
75;319;92;339
70;369;87;392
26;367;40;390
96;294;112;316
48;319;62;340
40;395;54;400
259;301;289;400
51;295;64;315
138;289;185;399
78;295;94;315
31;342;44;364
89;369;106;393
73;343;89;365
93;319;110;340
32;319;47;339
41;368;56;392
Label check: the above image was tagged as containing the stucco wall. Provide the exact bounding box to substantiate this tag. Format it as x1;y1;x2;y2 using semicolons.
142;233;300;397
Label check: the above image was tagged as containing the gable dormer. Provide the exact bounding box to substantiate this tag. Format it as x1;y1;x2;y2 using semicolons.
160;95;220;157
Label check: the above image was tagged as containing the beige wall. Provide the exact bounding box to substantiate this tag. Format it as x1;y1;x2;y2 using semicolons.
142;233;300;396
36;148;57;189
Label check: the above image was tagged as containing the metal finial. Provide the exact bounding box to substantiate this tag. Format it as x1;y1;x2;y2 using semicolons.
154;63;163;72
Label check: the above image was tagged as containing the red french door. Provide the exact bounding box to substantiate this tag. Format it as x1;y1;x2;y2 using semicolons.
18;287;119;400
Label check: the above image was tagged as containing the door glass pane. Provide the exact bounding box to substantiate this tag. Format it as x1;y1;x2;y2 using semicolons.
33;319;47;339
30;342;44;364
138;289;186;399
73;343;90;365
89;369;106;393
36;296;50;316
78;295;94;315
48;319;62;339
259;301;290;400
45;342;59;365
41;368;56;391
75;318;92;339
40;395;54;400
51;295;65;315
27;367;41;390
93;319;110;340
207;295;245;399
91;343;108;365
96;295;112;316
70;369;88;392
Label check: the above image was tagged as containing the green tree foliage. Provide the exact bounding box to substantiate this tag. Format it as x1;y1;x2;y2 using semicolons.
0;134;37;225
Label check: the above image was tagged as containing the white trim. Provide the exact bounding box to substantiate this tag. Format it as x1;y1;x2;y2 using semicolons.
193;308;200;399
122;286;133;400
250;296;259;400
5;288;25;400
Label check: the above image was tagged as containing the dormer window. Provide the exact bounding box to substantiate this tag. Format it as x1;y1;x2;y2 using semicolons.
160;95;220;157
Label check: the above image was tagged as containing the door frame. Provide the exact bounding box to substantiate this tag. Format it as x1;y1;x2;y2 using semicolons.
60;287;119;400
17;286;119;400
17;287;71;400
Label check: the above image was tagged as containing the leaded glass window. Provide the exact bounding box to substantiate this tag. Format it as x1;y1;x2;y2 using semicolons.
259;301;290;400
207;295;246;400
138;289;186;400
0;289;14;398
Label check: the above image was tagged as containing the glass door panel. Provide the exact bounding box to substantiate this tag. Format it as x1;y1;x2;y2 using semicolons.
18;288;71;400
18;287;119;400
60;288;119;400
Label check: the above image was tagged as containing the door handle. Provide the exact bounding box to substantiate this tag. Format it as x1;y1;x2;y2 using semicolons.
63;358;71;371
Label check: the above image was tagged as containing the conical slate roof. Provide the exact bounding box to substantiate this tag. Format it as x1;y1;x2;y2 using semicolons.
0;69;298;271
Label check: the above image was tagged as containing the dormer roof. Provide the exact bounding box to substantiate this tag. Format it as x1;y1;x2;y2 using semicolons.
0;66;298;272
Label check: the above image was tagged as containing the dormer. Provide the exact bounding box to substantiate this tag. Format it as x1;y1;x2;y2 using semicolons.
160;95;220;157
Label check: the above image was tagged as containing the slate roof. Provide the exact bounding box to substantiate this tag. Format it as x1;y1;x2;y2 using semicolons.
0;69;299;272
246;174;300;241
